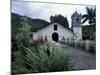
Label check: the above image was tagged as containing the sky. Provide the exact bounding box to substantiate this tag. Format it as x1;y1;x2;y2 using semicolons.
12;0;96;27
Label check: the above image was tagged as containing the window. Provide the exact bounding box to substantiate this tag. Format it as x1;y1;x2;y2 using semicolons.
54;25;57;30
76;18;79;22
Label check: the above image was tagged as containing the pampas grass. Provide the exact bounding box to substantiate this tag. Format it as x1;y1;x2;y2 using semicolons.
12;42;71;74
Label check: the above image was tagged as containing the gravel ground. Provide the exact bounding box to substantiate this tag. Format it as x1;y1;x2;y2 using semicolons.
56;43;96;70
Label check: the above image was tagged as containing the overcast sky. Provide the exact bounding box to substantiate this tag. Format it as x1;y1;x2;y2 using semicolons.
12;0;95;27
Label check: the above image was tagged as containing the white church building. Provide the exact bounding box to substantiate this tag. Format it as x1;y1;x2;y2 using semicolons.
33;11;82;42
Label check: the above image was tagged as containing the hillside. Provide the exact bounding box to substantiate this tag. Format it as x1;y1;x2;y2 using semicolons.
11;13;50;34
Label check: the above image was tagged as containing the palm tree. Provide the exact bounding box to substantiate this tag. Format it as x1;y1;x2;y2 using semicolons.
82;7;96;40
82;7;96;25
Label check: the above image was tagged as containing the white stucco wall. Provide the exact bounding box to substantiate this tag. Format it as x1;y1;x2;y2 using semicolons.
33;23;73;41
73;27;82;40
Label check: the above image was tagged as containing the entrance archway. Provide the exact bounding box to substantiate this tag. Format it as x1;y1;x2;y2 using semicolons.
52;32;59;42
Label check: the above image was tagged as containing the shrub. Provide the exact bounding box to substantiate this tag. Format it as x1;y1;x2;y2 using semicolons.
12;42;71;74
79;40;86;49
68;40;75;47
12;50;30;74
75;41;80;48
89;41;96;54
60;38;96;54
25;42;71;72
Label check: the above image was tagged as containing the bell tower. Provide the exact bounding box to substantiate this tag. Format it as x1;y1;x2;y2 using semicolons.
71;11;82;40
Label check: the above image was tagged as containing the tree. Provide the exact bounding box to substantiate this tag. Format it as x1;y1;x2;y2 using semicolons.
16;20;32;48
50;15;69;28
13;17;32;53
82;7;96;25
82;7;96;40
11;18;32;62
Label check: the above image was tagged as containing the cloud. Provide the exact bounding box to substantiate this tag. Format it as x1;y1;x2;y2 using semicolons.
12;1;95;27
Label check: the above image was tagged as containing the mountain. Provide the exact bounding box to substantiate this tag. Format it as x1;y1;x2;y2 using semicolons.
11;13;50;34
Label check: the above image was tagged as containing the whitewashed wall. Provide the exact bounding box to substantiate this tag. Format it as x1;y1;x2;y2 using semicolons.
33;23;73;41
73;27;82;40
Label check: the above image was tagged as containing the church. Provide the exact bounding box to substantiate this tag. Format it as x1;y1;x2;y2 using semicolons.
33;11;82;42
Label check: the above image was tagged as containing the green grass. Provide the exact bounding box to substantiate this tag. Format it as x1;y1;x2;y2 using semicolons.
12;42;71;74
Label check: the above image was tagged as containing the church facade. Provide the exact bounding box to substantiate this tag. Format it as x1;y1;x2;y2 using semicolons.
33;11;82;42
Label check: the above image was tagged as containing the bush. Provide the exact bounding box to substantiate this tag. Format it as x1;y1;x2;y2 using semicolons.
25;42;71;72
75;41;81;48
89;41;96;54
12;42;71;74
12;50;31;74
60;38;96;54
68;40;75;47
78;40;86;49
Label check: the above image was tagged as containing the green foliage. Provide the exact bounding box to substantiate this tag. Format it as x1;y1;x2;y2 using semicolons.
82;7;96;40
82;7;96;25
15;20;32;47
82;25;95;40
25;42;71;72
12;42;71;74
89;41;96;54
12;50;32;74
11;20;32;53
60;39;96;54
11;13;49;33
11;18;32;63
11;13;49;50
78;40;86;49
50;15;69;28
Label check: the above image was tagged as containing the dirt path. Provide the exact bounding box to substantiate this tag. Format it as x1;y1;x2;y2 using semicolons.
56;43;96;70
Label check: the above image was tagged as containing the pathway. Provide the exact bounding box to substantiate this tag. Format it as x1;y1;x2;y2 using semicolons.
55;43;96;70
